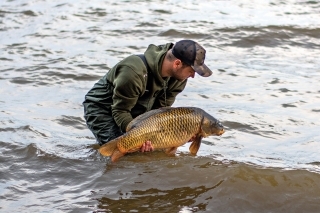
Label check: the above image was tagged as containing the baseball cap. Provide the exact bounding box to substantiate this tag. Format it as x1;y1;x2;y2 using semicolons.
172;40;213;77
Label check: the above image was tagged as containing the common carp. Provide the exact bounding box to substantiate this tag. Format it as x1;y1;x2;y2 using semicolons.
99;107;225;161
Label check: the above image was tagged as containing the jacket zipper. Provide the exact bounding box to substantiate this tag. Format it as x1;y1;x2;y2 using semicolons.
163;81;168;106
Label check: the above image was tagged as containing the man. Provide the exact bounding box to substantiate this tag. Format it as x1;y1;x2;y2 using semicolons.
83;39;213;152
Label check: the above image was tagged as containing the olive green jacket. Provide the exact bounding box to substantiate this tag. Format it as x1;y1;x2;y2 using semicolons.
83;43;187;133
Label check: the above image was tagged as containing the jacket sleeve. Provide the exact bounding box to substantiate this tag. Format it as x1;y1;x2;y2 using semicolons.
111;64;145;132
152;79;187;109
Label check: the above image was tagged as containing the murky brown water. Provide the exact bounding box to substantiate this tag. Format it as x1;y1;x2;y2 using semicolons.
1;0;320;212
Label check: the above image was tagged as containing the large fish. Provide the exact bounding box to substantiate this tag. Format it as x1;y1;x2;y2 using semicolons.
99;107;225;161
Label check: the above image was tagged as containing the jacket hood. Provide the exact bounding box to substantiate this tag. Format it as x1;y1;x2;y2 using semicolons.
144;43;174;84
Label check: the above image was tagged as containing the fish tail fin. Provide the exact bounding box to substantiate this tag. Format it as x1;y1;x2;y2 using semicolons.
99;140;118;156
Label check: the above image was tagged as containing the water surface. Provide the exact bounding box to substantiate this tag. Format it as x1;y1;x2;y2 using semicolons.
1;0;320;212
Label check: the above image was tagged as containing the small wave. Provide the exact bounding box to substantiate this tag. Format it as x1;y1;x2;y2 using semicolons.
308;162;320;166
159;29;210;39
153;9;172;15
84;10;107;17
136;22;160;27
0;125;49;138
0;142;48;160
8;69;102;85
10;77;34;84
44;71;102;81
0;57;13;61
282;103;297;108
0;140;100;162
222;120;284;139
217;26;320;48
6;42;28;48
278;88;298;93
23;32;55;38
21;10;37;17
268;78;281;84
54;115;87;130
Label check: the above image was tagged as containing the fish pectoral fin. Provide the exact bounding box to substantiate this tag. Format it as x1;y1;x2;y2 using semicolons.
111;149;125;162
99;140;118;156
165;147;178;156
189;135;203;155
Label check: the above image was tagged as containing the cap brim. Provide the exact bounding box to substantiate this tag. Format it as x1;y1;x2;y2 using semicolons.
191;63;213;77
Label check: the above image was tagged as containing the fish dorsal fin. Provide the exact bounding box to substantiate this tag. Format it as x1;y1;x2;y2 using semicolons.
126;107;173;131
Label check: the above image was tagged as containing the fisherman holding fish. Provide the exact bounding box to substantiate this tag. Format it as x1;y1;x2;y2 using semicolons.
83;40;213;152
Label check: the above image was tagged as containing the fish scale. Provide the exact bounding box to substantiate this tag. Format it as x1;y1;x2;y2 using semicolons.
118;110;200;152
99;107;225;161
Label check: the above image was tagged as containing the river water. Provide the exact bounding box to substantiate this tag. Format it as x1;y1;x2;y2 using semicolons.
1;0;320;212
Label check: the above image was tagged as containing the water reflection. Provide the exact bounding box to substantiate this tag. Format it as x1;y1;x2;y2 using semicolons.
96;182;224;212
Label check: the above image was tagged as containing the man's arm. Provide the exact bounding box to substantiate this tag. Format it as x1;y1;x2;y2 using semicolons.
110;65;145;132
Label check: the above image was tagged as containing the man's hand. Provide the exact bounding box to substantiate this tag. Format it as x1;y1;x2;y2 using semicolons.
140;141;154;152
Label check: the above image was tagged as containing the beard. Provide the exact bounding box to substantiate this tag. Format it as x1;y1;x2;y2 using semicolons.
171;67;188;81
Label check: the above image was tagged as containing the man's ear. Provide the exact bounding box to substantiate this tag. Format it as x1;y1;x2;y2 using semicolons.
173;59;182;68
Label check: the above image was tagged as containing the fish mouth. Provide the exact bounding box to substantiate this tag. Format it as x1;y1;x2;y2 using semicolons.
217;129;225;136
